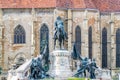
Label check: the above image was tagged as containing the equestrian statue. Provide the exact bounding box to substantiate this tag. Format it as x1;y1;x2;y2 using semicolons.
53;16;68;49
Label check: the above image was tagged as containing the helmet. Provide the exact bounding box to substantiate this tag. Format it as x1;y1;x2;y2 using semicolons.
57;16;61;20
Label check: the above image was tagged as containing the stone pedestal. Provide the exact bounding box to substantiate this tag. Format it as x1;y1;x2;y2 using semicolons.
100;69;111;80
118;73;120;80
49;50;72;79
55;40;64;50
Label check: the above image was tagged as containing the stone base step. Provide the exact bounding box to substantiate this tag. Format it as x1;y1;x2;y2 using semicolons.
68;77;90;80
99;78;112;80
91;78;112;80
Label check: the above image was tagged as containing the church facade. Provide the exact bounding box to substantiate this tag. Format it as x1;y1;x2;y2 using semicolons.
0;0;120;71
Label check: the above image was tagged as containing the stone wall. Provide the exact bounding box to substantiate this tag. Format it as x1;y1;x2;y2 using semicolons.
2;9;33;70
1;8;68;70
72;9;101;67
1;8;120;71
0;9;3;69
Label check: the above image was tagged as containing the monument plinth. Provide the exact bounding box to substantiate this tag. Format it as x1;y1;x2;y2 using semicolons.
49;50;72;79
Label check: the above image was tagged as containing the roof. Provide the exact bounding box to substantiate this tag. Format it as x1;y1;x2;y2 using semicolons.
0;0;120;12
92;0;120;12
0;0;56;8
70;0;96;9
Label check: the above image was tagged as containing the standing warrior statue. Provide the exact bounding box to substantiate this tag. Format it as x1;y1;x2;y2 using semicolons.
89;59;98;79
74;57;90;77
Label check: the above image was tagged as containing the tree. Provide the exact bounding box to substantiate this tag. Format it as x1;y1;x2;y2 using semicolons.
0;67;2;74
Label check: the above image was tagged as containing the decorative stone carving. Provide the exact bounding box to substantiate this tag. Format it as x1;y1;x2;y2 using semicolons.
49;50;72;79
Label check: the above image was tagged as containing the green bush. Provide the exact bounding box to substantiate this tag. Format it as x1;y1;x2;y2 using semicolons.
68;77;90;80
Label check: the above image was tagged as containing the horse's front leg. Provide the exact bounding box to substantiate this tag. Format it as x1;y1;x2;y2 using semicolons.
59;42;61;49
63;39;64;48
54;39;56;49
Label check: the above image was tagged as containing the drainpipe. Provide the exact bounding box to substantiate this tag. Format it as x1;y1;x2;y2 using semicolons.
110;12;114;76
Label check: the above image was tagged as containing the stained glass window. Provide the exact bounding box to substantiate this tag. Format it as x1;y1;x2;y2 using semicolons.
40;24;49;54
102;28;107;68
14;25;25;44
75;26;81;54
116;28;120;67
88;27;92;59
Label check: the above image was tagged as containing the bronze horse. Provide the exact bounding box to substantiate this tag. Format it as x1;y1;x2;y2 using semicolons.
54;27;67;49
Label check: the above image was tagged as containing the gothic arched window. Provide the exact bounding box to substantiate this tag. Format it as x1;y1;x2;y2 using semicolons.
14;25;25;44
116;28;120;67
75;26;81;54
102;28;107;68
88;27;92;59
40;24;49;54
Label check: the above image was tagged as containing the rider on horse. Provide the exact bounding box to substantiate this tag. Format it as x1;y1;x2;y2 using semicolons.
53;16;68;49
54;16;67;39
